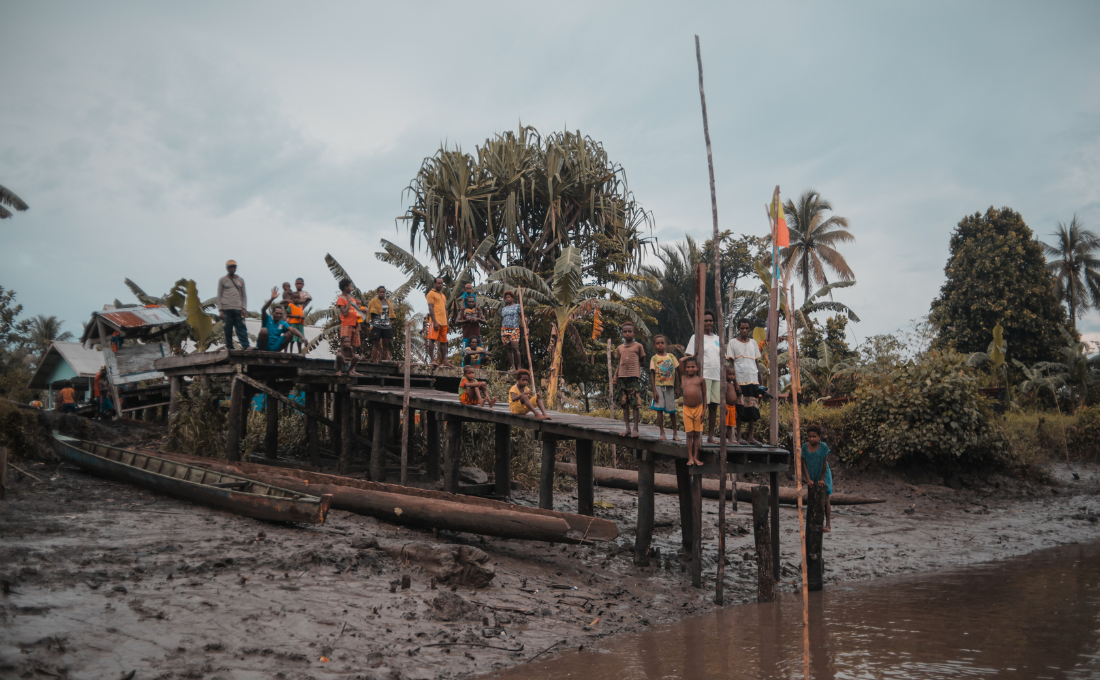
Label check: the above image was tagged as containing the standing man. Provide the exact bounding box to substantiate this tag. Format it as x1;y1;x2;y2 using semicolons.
684;309;722;443
425;277;451;367
727;318;763;444
217;260;249;350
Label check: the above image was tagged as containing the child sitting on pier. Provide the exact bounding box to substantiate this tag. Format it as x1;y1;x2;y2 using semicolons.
459;365;495;407
680;356;706;466
801;424;833;532
508;368;550;419
648;334;679;441
613;321;646;437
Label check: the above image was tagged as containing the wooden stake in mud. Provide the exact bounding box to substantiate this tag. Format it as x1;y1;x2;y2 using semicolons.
607;338;617;469
751;485;775;602
517;287;538;400
691;262;706;588
767;185;782;581
694;34;729;605
400;323;412;486
789;283;810;680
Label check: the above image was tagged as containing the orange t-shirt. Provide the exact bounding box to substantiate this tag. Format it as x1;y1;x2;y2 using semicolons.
60;387;76;404
337;296;360;327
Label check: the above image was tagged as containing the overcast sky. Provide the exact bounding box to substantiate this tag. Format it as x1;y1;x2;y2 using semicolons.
3;1;1099;347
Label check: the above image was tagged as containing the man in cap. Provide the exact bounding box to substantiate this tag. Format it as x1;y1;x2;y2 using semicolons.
217;260;249;349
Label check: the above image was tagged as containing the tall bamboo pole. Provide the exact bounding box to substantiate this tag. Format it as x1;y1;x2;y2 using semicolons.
400;323;412;486
790;284;810;680
517;287;538;399
694;35;728;605
767;186;782;579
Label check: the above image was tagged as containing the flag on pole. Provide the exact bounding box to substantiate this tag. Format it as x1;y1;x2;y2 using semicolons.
772;194;789;248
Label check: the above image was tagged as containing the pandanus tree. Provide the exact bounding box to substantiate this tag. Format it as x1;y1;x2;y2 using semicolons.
1042;215;1100;332
400;126;653;283
488;246;649;406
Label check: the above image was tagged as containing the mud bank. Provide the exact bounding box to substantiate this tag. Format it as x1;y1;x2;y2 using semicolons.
2;443;1098;679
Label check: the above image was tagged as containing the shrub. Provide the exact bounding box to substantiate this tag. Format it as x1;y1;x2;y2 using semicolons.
846;351;1005;468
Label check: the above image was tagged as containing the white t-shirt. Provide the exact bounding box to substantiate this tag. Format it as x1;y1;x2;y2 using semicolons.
685;333;723;381
727;337;761;384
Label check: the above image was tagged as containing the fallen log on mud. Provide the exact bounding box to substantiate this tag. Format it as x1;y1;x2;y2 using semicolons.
555;462;884;505
152;451;618;543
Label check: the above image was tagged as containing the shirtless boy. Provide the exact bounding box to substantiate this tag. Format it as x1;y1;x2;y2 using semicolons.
680;356;707;466
613;321;646;437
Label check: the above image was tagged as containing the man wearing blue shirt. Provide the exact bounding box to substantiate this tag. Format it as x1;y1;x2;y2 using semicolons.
257;287;306;353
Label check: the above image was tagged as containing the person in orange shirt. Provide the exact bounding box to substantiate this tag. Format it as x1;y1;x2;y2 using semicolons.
458;365;495;407
335;278;366;377
425;277;452;367
59;381;77;414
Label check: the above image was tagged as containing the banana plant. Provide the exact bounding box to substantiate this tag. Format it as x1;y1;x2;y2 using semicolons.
1012;359;1067;411
787;340;861;398
965;324;1007;387
489;245;649;406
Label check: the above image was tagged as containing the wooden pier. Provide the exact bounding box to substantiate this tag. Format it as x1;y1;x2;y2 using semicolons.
154;349;791;586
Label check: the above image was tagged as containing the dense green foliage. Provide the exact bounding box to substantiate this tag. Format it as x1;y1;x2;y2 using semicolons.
846;351;1005;467
931;207;1067;365
0;286;39;404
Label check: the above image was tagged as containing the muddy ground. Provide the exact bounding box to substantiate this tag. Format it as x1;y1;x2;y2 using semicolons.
2;423;1099;680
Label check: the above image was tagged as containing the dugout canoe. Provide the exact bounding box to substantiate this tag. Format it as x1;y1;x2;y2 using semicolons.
149;450;619;544
51;434;331;523
555;462;884;505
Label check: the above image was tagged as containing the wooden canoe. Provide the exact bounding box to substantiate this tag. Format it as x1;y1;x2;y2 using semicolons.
150;450;619;544
51;434;331;523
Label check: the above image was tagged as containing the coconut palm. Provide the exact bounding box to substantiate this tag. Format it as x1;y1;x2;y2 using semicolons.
777;190;855;304
1042;214;1100;332
0;184;29;219
489;246;649;406
29;315;74;356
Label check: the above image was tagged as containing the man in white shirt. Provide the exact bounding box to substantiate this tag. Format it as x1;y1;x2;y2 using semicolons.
726;318;763;444
684;310;723;443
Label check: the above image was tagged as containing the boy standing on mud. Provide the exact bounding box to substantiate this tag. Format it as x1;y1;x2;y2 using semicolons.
680;357;706;466
649;334;679;441
613;322;646;437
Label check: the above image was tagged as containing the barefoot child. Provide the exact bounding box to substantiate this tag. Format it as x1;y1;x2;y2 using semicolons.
335;278;366;376
499;291;522;371
724;365;740;443
680;356;706;466
459;365;495;407
801;424;833;532
613;322;646;437
508;369;551;420
648;334;679;441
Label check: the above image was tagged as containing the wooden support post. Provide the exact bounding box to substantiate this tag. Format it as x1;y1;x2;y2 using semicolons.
576;438;594;516
691;472;703;588
264;393;279;459
353;403;363;439
226;377;244;462
338;395;353;474
305;392;320;469
332;392;345;463
494;423;512;498
0;446;7;501
675;458;693;563
539;436;557;510
807;484;827;592
752;485;776;602
443;417;463;494
770;470;781;581
425;412;441;482
634;454;655;566
370;408;387;483
168;376;181;418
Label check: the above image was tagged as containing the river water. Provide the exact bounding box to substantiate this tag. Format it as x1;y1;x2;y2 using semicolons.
483;542;1100;679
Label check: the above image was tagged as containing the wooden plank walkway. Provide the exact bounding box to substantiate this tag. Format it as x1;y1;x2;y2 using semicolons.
350;384;789;470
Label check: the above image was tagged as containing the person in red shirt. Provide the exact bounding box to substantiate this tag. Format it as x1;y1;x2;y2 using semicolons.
335;278;366;377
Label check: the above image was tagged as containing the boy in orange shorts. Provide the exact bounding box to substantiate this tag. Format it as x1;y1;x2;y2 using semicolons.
459;365;495;408
426;277;452;366
725;365;740;444
680;356;706;466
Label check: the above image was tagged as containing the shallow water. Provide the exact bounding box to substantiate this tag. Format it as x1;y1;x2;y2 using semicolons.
483;542;1100;679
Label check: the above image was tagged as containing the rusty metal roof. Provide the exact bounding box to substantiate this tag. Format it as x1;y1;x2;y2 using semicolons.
80;305;188;344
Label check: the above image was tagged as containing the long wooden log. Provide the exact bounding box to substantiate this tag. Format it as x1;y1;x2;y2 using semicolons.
153;450;618;544
555;462;883;506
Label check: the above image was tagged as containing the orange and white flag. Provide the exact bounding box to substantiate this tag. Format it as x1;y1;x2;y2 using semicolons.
771;194;789;248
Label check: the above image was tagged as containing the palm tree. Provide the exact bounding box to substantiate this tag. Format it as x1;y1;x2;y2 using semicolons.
778;190;855;304
30;315;74;356
0;184;29;219
1042;214;1100;332
489;246;649;406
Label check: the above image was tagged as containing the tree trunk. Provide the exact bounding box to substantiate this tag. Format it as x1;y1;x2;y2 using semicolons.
547;332;565;408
